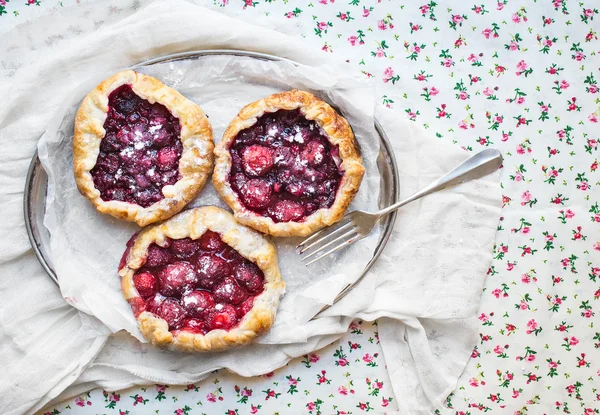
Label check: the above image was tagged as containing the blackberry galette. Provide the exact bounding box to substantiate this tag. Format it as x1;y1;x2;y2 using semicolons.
118;206;285;352
73;70;214;226
213;90;365;237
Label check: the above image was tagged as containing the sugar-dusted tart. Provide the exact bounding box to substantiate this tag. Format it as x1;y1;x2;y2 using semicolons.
118;206;285;352
213;90;365;237
73;70;214;226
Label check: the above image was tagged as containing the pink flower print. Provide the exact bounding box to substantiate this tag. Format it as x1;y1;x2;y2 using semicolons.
382;67;395;83
516;144;525;154
569;337;579;346
458;91;468;101
467;53;478;62
594;242;600;251
347;35;357;46
516;96;525;104
362;353;373;363
566;385;575;394
338;386;348;395
521;273;531;283
491;288;502;298
516;60;528;72
156;385;166;392
565;209;575;218
544;38;553;47
560;80;570;89
375;48;385;58
207;393;217;402
507;262;515;271
554;296;563;305
285;11;294;18
502;132;510;141
526;319;538;334
250;405;259;414
469;378;479;387
317;22;328;31
382;398;390;407
473;5;483;13
482;28;492;39
377;20;387;30
362;7;370;17
497;2;505;10
411;45;421;53
337;358;348;366
527;354;536;362
583;309;593;318
508;41;519;50
574;52;585;61
443;58;454;67
548;360;558;368
429;86;439;96
514;173;523;182
512;389;520;398
309;353;320;363
592;161;598;170
589;84;599;93
493;345;504;354
580;181;589;191
75;397;85;407
519;301;528;310
483;87;493;97
458;120;468;130
452;14;463;23
512;13;521;23
307;402;316;411
521;190;532;205
0;0;6;5
540;104;549;112
589;113;598;123
584;8;595;17
412;24;421;32
420;4;430;14
478;313;488;322
338;12;348;20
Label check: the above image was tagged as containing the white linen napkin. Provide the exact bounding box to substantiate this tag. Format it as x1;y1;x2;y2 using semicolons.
0;1;501;414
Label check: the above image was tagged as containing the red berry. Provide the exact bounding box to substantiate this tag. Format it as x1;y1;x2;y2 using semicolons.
145;244;172;268
181;290;215;317
198;231;225;251
157;262;197;297
214;277;248;305
181;318;205;334
268;200;305;222
156;298;187;330
195;255;231;289
145;293;165;313
133;271;158;298
157;146;179;171
236;297;255;319
242;145;275;176
301;140;326;166
207;304;238;331
240;179;273;209
169;238;201;259
233;263;264;294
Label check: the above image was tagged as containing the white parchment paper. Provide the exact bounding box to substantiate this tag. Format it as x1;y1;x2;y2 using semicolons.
38;55;381;344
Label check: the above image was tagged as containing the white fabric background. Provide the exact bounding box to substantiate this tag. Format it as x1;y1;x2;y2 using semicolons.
0;1;500;414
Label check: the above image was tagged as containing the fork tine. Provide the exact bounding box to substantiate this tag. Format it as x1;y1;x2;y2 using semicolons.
299;221;354;254
301;229;357;261
297;216;352;248
304;234;363;266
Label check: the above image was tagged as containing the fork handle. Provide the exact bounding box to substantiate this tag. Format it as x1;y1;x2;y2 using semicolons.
377;149;503;217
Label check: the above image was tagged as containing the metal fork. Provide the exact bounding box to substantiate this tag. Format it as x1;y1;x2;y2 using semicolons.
298;148;503;266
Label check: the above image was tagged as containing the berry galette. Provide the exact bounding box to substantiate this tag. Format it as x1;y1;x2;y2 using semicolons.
213;90;365;237
118;206;285;352
73;71;214;226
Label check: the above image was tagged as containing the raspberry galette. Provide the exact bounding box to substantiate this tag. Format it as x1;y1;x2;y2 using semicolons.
118;206;285;352
213;90;365;237
73;70;214;226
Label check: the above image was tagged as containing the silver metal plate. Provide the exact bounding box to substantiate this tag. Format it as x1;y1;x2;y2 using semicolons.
24;49;399;290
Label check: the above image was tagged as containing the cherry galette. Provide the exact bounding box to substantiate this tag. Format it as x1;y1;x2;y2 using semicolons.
213;90;365;237
73;70;214;226
119;206;285;352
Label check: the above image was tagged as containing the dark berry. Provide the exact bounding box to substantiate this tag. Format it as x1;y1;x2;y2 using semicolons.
157;262;197;297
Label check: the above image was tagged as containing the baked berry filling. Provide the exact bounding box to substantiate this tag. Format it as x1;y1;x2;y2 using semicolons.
90;84;182;207
228;109;343;223
129;231;265;334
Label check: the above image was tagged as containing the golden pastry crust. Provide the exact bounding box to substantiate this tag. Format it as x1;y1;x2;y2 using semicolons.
73;70;214;227
118;206;285;352
213;90;365;237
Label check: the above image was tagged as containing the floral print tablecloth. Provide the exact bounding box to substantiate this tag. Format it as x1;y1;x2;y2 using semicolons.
2;0;599;414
